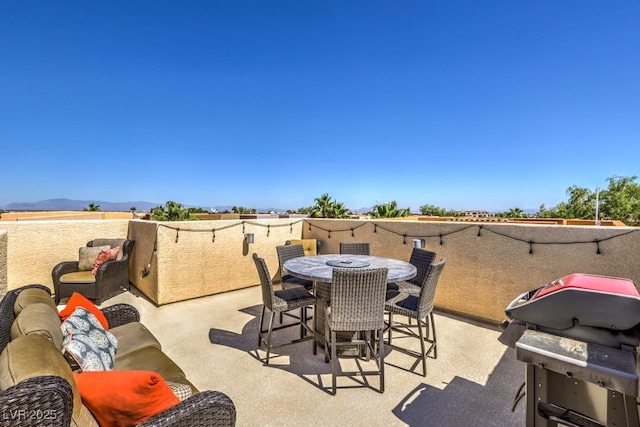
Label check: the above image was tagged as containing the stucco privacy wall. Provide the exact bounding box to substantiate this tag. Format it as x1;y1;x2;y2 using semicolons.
128;218;305;305
0;231;6;297
2;220;130;292
1;217;639;323
303;219;640;324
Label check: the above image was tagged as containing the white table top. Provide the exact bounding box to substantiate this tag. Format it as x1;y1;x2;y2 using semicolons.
283;254;417;283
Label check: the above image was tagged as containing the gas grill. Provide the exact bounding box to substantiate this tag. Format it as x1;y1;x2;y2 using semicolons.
499;273;640;426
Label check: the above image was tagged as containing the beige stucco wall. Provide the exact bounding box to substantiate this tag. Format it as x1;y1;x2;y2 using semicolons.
1;220;130;292
128;218;306;305
304;218;640;323
0;231;6;297
1;217;639;324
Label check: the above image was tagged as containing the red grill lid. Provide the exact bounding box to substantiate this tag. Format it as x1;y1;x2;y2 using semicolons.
506;273;640;330
533;273;639;300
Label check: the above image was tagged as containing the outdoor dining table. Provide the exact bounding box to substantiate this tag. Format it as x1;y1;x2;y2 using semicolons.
283;254;417;350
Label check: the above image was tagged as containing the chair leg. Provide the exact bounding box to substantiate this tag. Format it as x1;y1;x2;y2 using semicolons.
331;329;337;395
387;312;393;345
364;330;371;361
417;317;427;377
300;307;306;339
258;306;266;346
429;311;438;359
378;327;385;393
265;312;276;365
313;302;318;355
324;318;330;363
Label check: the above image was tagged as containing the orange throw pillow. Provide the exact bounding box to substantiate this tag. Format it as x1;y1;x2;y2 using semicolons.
59;292;109;329
73;370;180;427
91;246;121;275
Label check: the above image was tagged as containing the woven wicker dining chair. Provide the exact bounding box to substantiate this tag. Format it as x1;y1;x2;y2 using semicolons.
276;244;314;290
252;253;316;365
386;247;437;295
339;242;371;256
385;258;446;377
324;267;388;395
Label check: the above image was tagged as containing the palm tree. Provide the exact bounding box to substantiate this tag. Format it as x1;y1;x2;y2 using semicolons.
309;194;351;218
370;201;409;218
83;203;101;212
151;201;198;221
496;207;527;218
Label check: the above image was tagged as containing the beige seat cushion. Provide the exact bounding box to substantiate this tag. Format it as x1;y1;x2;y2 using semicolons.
14;287;57;315
59;271;96;284
109;322;162;357
0;335;99;427
114;346;186;382
11;303;63;349
289;239;318;256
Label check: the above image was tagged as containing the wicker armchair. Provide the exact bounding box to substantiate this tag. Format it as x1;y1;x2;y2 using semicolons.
253;253;316;365
385;258;446;376
339;242;370;256
276;244;313;290
386;248;436;295
324;268;388;395
0;285;237;427
52;238;135;305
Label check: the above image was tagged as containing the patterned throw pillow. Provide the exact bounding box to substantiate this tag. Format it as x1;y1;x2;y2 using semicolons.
61;306;118;372
78;246;111;271
91;246;121;275
166;381;193;401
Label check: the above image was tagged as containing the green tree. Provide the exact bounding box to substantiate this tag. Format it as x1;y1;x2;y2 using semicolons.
150;201;199;221
83;203;101;212
188;207;208;214
419;204;463;217
536;204;554;218
296;206;313;215
419;204;446;216
309;193;351;218
554;185;596;220
534;176;640;224
129;206;137;214
496;207;527;218
370;201;409;218
600;176;640;224
232;206;256;214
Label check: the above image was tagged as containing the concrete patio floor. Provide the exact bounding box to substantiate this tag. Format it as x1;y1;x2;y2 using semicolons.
106;286;526;426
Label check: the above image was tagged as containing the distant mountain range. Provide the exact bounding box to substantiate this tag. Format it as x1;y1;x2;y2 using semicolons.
2;198;512;215
3;199;161;212
1;198;288;213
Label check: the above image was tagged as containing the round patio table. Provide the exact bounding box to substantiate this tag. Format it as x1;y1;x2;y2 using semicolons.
283;254;417;350
283;254;417;284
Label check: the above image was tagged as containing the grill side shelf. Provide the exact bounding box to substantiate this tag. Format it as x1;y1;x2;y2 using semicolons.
515;329;638;396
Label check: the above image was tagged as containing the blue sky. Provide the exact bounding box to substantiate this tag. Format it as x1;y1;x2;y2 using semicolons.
2;1;639;212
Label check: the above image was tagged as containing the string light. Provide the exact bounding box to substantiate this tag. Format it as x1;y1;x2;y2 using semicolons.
146;219;632;257
303;220;634;255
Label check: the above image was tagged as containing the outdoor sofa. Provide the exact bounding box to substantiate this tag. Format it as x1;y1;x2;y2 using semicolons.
0;284;236;426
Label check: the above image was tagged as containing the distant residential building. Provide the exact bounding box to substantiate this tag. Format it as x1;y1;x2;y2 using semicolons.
463;210;492;218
